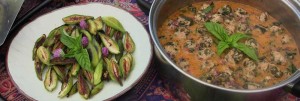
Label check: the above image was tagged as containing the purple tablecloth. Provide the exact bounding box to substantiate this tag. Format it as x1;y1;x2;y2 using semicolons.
0;0;299;101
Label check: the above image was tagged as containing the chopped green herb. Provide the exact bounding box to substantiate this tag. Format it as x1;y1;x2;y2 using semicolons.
203;2;214;13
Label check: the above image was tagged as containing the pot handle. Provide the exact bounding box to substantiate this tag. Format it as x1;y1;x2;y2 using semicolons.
290;81;300;97
137;0;152;15
282;0;300;97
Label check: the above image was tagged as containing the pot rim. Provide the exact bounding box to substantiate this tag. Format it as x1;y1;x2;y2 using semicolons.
149;0;300;93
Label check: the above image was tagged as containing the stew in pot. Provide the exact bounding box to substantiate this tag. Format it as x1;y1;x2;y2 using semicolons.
158;1;300;89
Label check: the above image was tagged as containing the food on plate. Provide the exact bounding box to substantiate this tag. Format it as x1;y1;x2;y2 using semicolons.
32;14;135;99
158;1;300;89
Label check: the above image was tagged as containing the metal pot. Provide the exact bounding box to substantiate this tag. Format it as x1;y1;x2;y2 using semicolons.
145;0;300;100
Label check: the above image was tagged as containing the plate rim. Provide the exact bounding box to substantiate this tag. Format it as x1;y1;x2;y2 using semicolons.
5;2;153;100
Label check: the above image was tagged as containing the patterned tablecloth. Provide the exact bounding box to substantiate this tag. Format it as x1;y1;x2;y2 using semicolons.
0;0;299;101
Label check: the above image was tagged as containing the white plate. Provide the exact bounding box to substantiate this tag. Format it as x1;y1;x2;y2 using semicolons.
7;3;152;101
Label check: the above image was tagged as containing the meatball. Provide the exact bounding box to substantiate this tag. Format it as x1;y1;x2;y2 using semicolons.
225;19;236;34
178;16;193;26
201;60;215;69
218;5;232;15
195;12;206;22
184;40;197;53
237;23;250;33
232;49;244;63
234;8;248;18
174;27;190;39
241;58;258;81
245;39;258;49
177;58;190;72
281;34;290;44
210;14;224;23
271;51;287;65
167;19;177;30
202;35;213;47
242;58;257;69
164;42;179;59
258;61;270;70
225;49;237;67
259;12;268;22
269;25;283;35
198;48;214;59
268;64;283;78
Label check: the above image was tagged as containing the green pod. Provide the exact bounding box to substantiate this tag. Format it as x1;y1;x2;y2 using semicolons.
87;19;97;35
32;47;37;61
114;31;123;40
83;70;94;84
90;82;104;97
99;34;120;54
53;66;66;81
34;56;45;81
119;53;133;79
104;25;112;36
92;38;102;60
62;14;94;25
80;29;92;44
67;82;78;97
124;32;135;53
109;28;116;38
102;16;126;33
71;28;80;37
37;46;51;65
104;58;114;81
87;43;99;68
125;53;133;63
33;34;46;60
43;26;61;47
60;25;73;36
77;71;90;99
58;73;73;98
93;59;103;85
44;68;58;92
71;63;80;76
104;58;122;86
94;17;103;31
115;39;124;62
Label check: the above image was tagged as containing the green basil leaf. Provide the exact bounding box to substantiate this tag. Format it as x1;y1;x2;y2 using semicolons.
64;49;78;57
228;33;249;43
234;43;258;61
64;53;76;58
102;16;126;33
75;34;83;49
60;27;78;49
75;49;92;72
217;41;230;56
203;3;214;13
204;22;229;41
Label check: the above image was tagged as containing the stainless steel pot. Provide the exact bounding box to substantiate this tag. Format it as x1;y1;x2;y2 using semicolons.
146;0;300;100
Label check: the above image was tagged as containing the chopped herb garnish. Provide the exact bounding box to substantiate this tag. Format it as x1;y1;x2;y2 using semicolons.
203;2;214;14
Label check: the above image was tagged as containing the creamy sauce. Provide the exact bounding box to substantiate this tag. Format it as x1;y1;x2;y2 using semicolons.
158;1;300;89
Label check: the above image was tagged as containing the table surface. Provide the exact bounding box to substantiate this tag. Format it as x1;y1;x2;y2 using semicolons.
0;0;299;101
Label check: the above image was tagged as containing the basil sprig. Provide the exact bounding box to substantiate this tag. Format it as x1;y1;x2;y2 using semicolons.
60;27;92;72
204;22;258;61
